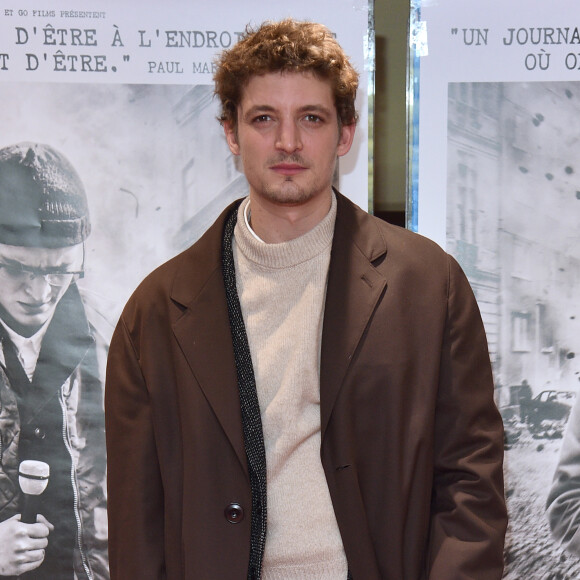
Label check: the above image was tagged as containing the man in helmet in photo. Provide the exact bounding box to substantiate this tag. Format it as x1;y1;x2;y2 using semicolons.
0;142;108;578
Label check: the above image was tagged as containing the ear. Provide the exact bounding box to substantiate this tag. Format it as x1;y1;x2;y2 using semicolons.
336;122;356;158
223;121;240;156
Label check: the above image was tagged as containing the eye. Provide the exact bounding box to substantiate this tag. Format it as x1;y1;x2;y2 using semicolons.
253;114;272;123
305;114;321;122
0;263;21;277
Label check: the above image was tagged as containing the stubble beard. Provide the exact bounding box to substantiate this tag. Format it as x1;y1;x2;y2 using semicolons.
256;154;332;206
259;178;314;206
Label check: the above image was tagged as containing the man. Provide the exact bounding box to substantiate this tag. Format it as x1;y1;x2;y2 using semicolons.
547;390;580;555
0;142;108;578
105;19;507;579
518;378;532;424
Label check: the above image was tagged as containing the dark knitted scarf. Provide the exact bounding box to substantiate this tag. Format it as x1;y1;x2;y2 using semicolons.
222;204;268;580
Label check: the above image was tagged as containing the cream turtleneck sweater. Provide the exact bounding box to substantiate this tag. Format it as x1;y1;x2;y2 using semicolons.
233;194;347;579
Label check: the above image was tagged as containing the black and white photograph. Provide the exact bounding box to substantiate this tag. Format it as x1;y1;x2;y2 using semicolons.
0;140;109;578
0;80;241;579
446;80;580;579
412;0;580;575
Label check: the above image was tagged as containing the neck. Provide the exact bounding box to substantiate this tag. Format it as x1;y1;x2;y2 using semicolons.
247;190;333;243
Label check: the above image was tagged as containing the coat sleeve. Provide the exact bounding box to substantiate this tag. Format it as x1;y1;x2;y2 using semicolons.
546;394;580;555
0;369;22;522
427;255;507;578
105;315;167;580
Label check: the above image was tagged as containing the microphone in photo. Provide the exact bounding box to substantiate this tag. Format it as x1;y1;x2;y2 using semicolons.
18;460;50;524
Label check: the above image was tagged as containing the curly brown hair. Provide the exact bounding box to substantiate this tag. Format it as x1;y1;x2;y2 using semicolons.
214;19;359;130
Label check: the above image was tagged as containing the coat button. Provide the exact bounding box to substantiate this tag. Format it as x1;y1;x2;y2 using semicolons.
34;427;46;439
224;503;244;524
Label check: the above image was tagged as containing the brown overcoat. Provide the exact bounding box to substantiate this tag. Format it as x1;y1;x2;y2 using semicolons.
105;192;507;579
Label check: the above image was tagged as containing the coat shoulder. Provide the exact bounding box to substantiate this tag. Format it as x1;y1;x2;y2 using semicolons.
337;192;453;274
121;200;237;317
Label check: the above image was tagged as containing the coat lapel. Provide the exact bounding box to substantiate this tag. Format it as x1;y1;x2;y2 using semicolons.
320;193;388;438
167;195;388;474
171;204;248;478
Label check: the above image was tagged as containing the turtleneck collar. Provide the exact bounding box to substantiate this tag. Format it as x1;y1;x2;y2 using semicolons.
234;193;337;270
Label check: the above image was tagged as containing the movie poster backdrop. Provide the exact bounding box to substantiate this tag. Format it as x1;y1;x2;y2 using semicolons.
0;1;371;577
410;1;580;577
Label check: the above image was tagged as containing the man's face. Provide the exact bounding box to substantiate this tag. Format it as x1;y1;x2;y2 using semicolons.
0;243;84;337
224;71;355;209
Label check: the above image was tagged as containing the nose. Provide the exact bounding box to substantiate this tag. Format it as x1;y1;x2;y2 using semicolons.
23;274;53;302
275;118;303;154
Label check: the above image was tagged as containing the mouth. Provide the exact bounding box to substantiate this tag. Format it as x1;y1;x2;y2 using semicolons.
270;163;307;177
18;301;50;315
